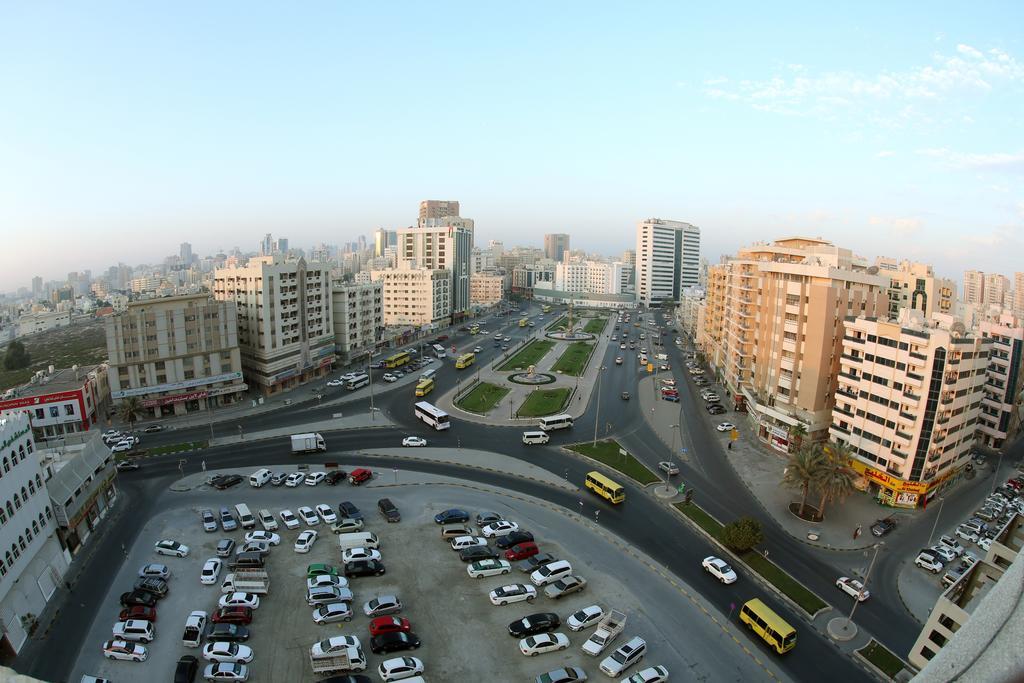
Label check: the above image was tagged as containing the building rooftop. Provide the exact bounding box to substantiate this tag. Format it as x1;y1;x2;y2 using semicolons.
1;364;102;400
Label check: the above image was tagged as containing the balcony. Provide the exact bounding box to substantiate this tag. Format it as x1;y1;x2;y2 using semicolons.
841;353;862;363
944;374;958;385
909;351;927;361
936;412;950;425
904;390;922;402
831;423;850;435
839;371;859;381
895;429;913;441
843;335;865;345
837;387;857;399
900;410;917;421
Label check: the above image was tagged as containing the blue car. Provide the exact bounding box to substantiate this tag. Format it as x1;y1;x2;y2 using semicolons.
433;509;470;525
661;393;680;403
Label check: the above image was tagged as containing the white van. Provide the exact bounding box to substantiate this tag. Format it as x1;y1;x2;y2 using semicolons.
538;414;574;431
258;508;278;531
337;531;380;551
522;431;550;445
249;468;271;488
346;373;370;390
420;368;437;382
234;503;256;530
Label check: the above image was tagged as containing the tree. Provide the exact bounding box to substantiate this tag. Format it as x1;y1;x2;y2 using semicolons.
814;441;857;519
783;444;825;518
722;516;764;553
788;423;808;450
117;396;145;432
2;340;31;370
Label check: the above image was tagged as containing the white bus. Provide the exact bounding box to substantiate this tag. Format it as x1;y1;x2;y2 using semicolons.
432;344;447;359
414;401;451;430
420;368;437;382
346;373;369;390
538;414;574;431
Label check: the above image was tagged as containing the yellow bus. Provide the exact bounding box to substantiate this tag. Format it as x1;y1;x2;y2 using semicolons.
415;378;434;397
519;318;529;328
469;324;480;335
542;305;552;313
455;353;476;369
384;351;411;369
738;599;796;654
584;471;625;504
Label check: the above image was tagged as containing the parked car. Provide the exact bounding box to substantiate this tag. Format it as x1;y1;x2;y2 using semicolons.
209;475;243;490
508;612;560;638
481;520;520;538
211;607;253;625
119;590;158;608
434;509;470;525
566;605;604;631
625;666;670;682
505;542;540;561
138;563;170;580
102;639;147;662
467;559;512;578
476;511;504;526
344;559;386;577
716;422;735;432
544;575;587;600
202;662;248;681
297;507;320;526
119;605;157;622
331;518;365;534
307;563;340;578
216;539;236;558
536;667;587;683
370;632;421;655
369;616;412;637
219;508;238;532
154;540;190;557
218;593;260;610
363;594;403;617
459;546;499;562
518;553;558;573
489;583;537;605
496;531;535;550
294;530;318;553
315;504;338;525
202;642;254;664
519;632;570;656
174;654;198;683
201;510;218;532
871;517;897;537
325;470;347;485
207;623;249;642
377;656;424;682
312;602;354;624
915;552;944;573
342;547;382;564
599;636;647;677
284;473;305;487
200;559;223;585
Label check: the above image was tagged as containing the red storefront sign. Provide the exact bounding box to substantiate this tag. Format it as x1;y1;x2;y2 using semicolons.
142;390;209;408
0;390;83;411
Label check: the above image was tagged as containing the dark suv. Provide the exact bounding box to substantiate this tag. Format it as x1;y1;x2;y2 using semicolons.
378;498;401;523
174;655;198;683
871;517;897;537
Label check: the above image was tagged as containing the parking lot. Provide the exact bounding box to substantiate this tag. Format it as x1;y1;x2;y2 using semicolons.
71;467;785;682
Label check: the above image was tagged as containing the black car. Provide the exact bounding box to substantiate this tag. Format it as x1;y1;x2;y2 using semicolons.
325;471;347;485
434;509;470;525
133;577;169;597
120;590;158;608
378;498;401;523
344;559;386;577
206;622;250;642
707;405;726;415
210;474;243;490
496;531;535;550
518;553;557;573
459;546;499;563
174;654;198;683
338;501;363;521
508;612;560;638
369;631;421;654
871;517;897;537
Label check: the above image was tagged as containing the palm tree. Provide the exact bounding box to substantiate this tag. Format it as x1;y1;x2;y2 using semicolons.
788;423;808;451
783;444;825;518
814;441;857;519
117;396;144;432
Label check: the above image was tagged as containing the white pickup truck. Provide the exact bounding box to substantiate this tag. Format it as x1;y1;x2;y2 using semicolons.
310;646;366;675
581;609;626;656
220;570;270;595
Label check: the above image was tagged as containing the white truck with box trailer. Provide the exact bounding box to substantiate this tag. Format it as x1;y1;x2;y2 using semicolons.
291;433;326;454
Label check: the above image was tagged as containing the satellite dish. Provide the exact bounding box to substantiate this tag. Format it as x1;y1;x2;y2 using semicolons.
866;266;879;275
951;321;966;337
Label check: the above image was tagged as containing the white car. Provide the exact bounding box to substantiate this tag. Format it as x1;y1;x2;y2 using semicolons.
102;639;147;662
243;531;280;546
218;592;260;610
383;373;398;382
954;527;979;544
473;346;483;353
716;422;735;432
312;602;354;624
154;539;189;557
311;635;362;658
519;632;570;656
566;605;604;631
102;429;122;442
307;574;350;591
402;436;426;447
315;504;338;525
305;472;326;486
489;583;537;605
531;560;573;586
836;576;870;602
978;536;993;551
450;535;488;551
294;530;318;553
327;379;345;387
658;462;679;476
378;656;424;682
930;545;958;563
285;473;305;488
915;552;944;573
600;636;647;676
200;558;223;585
203;663;249;681
466;559;511;578
202;641;254;664
626;665;670;682
297;506;320;526
279;509;300;530
702;556;737;584
342;547;382;564
481;520;520;538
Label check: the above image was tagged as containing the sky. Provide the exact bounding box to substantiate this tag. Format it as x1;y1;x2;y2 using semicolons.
1;2;1022;292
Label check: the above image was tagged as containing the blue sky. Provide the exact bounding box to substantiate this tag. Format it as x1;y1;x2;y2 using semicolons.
1;2;1022;291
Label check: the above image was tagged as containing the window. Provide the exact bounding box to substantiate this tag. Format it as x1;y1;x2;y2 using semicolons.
49;406;60;418
35;409;44;420
64;404;75;416
17;536;25;551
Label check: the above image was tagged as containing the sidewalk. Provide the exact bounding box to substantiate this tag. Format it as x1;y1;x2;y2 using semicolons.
206;412;395;449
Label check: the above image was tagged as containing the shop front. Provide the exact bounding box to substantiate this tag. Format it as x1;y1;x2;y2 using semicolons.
848;460;958;508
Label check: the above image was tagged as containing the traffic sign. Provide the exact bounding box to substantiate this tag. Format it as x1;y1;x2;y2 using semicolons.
646;363;654;373
677;481;686;493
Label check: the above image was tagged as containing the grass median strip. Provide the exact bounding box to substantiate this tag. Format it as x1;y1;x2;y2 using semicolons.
498;340;554;371
146;441;207;456
517;387;571;417
857;639;906;679
455;382;509;414
546;316;568;331
551;341;594;376
583;317;607;334
567;439;660;485
674;501;828;615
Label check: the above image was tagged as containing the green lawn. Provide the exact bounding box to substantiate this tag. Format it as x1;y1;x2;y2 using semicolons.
497;340;554;371
857;640;906;679
673;502;828;615
568;439;660;485
145;441;207;456
546;316;569;331
551;341;594;376
517;387;571;417
455;382;509;414
583;317;608;334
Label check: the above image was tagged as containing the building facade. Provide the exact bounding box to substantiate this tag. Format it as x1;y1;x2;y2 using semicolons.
543;234;570;262
677;288;705;341
0;365;110;443
17;311;71;338
983;273;1010;308
331;281;382;366
372;266;452;327
877;258;956;318
511;264;555;296
554;260;624;295
418;200;460;225
976;312;1024;450
830;311;990;507
396;222;473;319
634;218;700;305
963;270;985;306
469;272;505;307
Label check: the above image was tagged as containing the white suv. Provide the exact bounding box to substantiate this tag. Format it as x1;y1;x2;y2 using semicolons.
915;552;944;573
530;560;573;586
600;636;647;676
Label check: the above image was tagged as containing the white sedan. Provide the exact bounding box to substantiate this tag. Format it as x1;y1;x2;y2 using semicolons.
702;556;737;584
279;509;300;530
284;473;305;488
402;436;426;447
312;602;354;625
103;639;147;662
294;530;318;554
382;373;398;383
311;635;363;657
315;504;338;525
218;592;260;610
297;506;320;526
244;531;280;546
489;583;537;605
200;558;223;585
327;379;345;387
304;472;326;486
626;666;670;682
836;576;870;602
154;540;190;557
467;559;511;578
473;346;483;353
519;632;570;656
202;641;254;664
378;656;424;682
307;574;350;591
716;422;736;432
450;536;487;551
566;605;604;631
342;547;382;564
481;520;520;538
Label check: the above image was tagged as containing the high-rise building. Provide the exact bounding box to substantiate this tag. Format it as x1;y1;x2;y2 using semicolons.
831;309;990;507
983;273;1010;307
260;233;275;257
1015;272;1024;319
372;264;451;327
331;281;382;365
635;219;701;305
214;256;335;394
31;276;42;299
875;258;956;318
976;311;1024;450
277;237;289;255
396;221;473;319
469;273;505;306
418;200;460;226
180;242;193;264
963;270;985;305
373;229;393;257
554;260;624;295
544;234;570;262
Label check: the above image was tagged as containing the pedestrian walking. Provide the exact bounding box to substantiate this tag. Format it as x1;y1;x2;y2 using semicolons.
727;441;732;450
854;525;862;540
201;460;207;472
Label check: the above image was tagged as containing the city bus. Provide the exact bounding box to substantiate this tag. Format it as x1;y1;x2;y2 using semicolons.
584;471;625;504
455;353;476;369
431;343;447;359
346;373;369;390
469;324;480;335
414;401;451;430
519;318;529;328
415;378;434;397
738;599;796;654
419;368;437;382
384;351;411;369
542;305;552;313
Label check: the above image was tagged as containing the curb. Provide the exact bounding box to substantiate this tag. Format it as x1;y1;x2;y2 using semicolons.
559;442;661;487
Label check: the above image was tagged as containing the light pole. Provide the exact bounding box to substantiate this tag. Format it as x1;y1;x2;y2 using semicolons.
992;450;1005;494
207;398;215;442
592;367;604;446
367;351;376;420
846;543;882;629
926;497;946;547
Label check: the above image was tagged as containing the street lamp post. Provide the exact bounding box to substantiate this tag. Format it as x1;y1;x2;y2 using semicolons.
846;543;882;629
668;423;679;489
592;367;604;446
992;450;1005;494
926;497;946;547
367;351;376;420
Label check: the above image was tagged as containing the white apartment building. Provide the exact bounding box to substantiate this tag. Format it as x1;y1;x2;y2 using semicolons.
397;221;473;319
963;270;985;305
0;413;68;654
372;266;451;328
830;310;990;508
635;219;700;305
1014;272;1024;320
511;265;554;295
17;311;70;338
976;311;1024;450
554;260;624;295
984;273;1010;307
678;288;705;340
331;281;382;365
214;256;335;395
876;258;956;318
469;272;504;307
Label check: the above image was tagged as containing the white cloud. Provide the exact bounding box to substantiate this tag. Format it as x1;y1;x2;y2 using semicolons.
868;215;924;237
876;150;895;158
915;148;1024;172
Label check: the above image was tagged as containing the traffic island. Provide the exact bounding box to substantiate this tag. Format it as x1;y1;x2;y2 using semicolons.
497;340;555;371
566;439;660;485
454;382;510;414
516;387;572;417
856;639;908;680
551;341;595;377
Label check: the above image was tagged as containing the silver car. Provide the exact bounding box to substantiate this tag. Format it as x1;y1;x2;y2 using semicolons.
312;601;353;624
363;594;402;617
307;585;353;607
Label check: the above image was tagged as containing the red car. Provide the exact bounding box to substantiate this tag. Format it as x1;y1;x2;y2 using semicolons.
349;468;373;486
118;605;156;622
212;606;253;625
369;616;411;637
504;542;539;561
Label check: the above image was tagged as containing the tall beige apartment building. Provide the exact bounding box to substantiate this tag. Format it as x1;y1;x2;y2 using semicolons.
397;221;473;317
105;294;245;418
976;311;1024;450
830;310;990;507
1014;272;1024;319
331;281;382;365
418;200;460;225
962;270;985;305
983;272;1010;307
875;258;956;318
213;256;334;395
469;272;505;306
372;265;452;327
544;233;570;262
701;237;888;451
